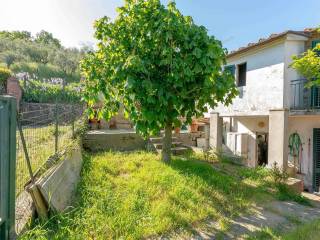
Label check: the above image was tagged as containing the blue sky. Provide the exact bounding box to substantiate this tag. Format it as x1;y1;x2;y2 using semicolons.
173;0;320;51
0;0;319;51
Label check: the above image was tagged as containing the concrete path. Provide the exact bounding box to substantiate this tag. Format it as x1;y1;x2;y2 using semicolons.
157;194;320;240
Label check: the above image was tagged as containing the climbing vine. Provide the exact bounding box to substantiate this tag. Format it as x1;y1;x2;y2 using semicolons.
288;132;302;173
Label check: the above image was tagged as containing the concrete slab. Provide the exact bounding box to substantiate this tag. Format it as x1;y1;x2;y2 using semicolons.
15;191;34;236
286;178;303;194
86;129;136;135
83;130;146;152
36;145;83;212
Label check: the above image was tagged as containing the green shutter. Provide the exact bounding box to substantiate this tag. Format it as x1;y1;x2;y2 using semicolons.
225;65;235;76
311;86;320;108
313;129;320;192
312;40;320;49
312;40;320;57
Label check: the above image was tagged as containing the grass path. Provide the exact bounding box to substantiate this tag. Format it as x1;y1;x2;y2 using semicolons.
166;199;320;239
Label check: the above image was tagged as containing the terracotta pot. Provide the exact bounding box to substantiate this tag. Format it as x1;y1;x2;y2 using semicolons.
190;122;198;133
109;119;117;129
89;119;99;130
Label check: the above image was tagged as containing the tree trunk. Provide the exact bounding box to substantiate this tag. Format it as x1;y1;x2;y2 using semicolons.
162;122;172;163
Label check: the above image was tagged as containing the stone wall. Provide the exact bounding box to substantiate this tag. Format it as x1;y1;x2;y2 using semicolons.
83;130;146;152
174;130;209;148
6;77;22;107
20;102;83;126
99;105;133;130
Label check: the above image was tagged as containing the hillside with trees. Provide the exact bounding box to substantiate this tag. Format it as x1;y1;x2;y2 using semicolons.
0;30;90;84
0;30;90;103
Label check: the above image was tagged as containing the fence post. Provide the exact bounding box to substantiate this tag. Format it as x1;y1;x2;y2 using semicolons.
0;96;16;239
17;118;35;183
55;101;59;154
17;114;49;221
72;104;75;139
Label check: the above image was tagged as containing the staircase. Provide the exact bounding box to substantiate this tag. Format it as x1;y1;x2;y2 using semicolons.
149;136;189;155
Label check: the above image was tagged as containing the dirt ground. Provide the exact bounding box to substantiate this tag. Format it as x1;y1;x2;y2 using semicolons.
158;193;320;240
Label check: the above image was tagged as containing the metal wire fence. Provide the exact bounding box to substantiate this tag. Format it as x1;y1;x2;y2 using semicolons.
16;102;84;196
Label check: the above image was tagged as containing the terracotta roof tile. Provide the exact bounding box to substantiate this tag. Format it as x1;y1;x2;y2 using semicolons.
227;28;316;58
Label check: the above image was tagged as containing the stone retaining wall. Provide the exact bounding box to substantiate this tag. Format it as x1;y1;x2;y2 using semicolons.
20;102;83;125
83;130;146;152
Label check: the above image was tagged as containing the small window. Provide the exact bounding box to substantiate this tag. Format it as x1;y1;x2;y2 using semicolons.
237;63;247;87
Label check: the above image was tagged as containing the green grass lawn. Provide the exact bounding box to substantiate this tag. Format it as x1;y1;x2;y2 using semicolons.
20;151;276;240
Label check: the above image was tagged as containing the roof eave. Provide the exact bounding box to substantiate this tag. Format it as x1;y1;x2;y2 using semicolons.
226;31;310;59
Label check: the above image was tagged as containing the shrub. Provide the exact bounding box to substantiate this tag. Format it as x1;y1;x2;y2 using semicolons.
276;184;311;206
0;67;11;93
21;79;82;103
270;162;288;186
270;163;310;205
0;66;11;85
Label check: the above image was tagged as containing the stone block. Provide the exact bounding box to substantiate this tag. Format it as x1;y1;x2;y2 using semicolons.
285;177;304;194
173;132;198;146
6;77;22;110
197;138;207;148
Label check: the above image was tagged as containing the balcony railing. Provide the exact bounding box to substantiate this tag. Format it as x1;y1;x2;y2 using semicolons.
291;79;320;110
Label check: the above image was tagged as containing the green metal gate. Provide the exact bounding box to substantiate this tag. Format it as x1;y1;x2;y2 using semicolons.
0;96;16;239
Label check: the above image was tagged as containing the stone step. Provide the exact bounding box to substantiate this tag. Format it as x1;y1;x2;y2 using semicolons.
149;137;178;143
172;147;189;155
154;142;182;149
157;147;189;156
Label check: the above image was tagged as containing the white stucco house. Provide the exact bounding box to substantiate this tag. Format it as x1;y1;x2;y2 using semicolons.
209;28;320;193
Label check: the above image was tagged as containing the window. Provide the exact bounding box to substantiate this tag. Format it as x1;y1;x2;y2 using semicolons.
237;63;247;87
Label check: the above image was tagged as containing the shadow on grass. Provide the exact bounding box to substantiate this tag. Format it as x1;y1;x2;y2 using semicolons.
168;155;271;216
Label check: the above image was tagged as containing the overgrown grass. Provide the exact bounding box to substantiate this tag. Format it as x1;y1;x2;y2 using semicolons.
246;227;281;240
20;151;274;240
246;218;320;240
282;218;320;240
275;184;311;206
16;124;75;195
